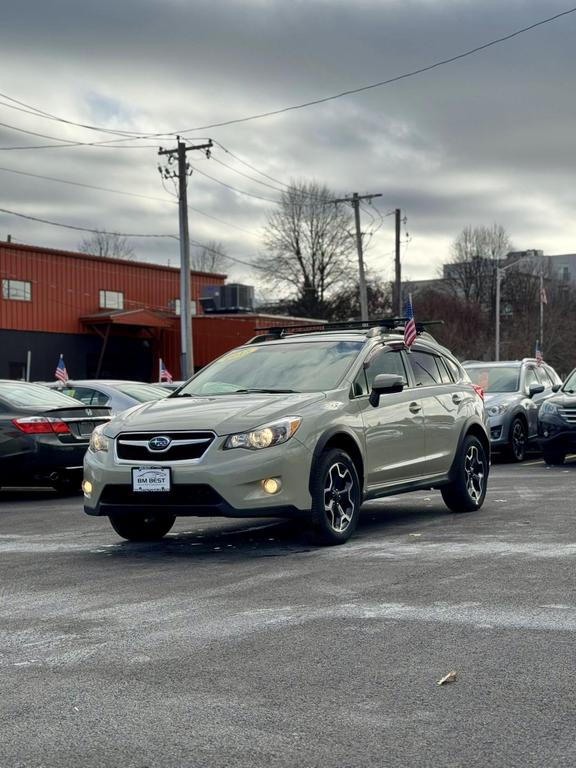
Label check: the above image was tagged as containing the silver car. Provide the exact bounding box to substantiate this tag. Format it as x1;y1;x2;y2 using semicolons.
46;380;169;415
83;321;489;546
464;359;562;461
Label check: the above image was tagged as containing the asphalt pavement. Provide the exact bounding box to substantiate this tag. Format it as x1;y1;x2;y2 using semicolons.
1;458;575;768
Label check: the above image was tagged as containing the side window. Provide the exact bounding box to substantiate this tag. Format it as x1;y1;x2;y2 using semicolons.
364;350;407;392
407;351;441;387
352;367;369;397
544;366;561;387
435;357;453;384
72;387;110;406
444;357;464;382
534;367;550;388
524;368;538;391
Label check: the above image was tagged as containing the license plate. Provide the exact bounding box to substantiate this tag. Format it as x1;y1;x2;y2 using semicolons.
131;466;171;492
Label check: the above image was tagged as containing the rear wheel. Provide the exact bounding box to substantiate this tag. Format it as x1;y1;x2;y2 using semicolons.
441;435;488;513
543;448;566;465
506;418;527;462
309;449;361;546
109;513;175;542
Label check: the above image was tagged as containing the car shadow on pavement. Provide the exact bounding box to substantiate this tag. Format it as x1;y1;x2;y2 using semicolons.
87;498;452;562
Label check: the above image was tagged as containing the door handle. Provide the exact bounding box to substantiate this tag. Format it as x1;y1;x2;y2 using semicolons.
409;402;422;414
452;394;463;405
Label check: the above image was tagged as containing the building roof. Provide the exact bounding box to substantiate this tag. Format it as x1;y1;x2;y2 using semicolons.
0;239;227;279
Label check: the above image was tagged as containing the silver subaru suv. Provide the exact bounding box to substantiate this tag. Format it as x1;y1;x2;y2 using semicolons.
83;320;490;545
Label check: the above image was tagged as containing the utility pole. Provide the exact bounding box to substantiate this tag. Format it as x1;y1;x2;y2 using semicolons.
158;138;212;379
332;192;382;321
395;208;402;316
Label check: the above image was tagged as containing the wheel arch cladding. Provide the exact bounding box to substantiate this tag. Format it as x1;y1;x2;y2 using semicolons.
465;423;490;462
310;429;364;494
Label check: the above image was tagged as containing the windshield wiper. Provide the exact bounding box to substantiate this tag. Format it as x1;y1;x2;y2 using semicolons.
233;388;300;394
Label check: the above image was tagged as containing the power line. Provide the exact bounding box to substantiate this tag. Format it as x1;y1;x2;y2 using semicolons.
0;206;177;239
0;6;572;141
0;163;175;203
176;6;576;133
189;164;281;204
0;163;259;235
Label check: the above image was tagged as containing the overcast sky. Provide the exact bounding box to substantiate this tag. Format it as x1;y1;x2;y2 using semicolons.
1;0;575;298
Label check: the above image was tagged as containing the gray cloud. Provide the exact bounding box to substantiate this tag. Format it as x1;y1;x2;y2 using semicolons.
0;0;575;288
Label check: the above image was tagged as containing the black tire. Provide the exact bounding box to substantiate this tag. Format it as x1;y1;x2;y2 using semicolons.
543;448;566;466
441;435;488;513
309;449;362;546
506;418;527;462
109;513;175;542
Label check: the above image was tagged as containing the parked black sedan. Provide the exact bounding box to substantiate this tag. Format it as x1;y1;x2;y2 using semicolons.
538;367;576;465
0;380;110;492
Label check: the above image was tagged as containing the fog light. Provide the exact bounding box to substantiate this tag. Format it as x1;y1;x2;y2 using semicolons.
262;478;282;494
82;480;93;495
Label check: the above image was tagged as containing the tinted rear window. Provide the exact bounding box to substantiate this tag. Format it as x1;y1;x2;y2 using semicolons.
0;382;81;408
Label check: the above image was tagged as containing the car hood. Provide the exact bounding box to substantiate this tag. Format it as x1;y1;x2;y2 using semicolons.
546;392;576;408
104;391;327;436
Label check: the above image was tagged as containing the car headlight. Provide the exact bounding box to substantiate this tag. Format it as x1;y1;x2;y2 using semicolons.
540;401;558;416
224;417;302;450
486;403;510;417
89;424;110;453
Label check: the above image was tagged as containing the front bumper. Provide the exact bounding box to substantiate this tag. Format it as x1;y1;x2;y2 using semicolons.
83;434;314;518
0;433;88;485
486;414;510;447
538;415;576;452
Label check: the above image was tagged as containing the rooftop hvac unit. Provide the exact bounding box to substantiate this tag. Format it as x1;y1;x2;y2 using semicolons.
199;285;221;314
200;283;254;314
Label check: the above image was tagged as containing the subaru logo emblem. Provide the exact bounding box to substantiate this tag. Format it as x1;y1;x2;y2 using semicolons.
148;435;171;451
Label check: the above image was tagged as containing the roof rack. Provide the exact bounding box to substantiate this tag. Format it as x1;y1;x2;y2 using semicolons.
249;317;443;342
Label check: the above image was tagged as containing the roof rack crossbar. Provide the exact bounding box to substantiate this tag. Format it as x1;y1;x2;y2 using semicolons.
253;318;443;338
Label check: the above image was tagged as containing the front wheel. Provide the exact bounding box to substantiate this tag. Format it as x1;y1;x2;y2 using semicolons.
309;449;362;546
109;513;175;542
441;435;488;513
506;418;527;462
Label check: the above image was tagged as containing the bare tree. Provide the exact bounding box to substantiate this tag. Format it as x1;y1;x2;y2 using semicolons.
78;231;135;260
192;240;229;274
261;181;355;318
444;224;513;307
329;277;392;321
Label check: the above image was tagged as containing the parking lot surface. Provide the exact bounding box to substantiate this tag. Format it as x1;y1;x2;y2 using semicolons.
1;459;575;768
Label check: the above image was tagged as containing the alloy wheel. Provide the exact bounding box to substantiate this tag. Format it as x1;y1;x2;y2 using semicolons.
323;462;355;533
511;421;526;460
464;444;485;503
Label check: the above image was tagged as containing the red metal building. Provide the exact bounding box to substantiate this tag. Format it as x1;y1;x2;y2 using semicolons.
0;240;323;381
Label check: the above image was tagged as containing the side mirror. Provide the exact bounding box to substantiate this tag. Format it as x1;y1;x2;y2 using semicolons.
528;383;545;398
552;383;561;393
369;374;405;407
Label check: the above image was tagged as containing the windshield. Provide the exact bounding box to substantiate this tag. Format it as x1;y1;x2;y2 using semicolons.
563;369;576;394
466;365;521;393
176;340;364;396
114;383;170;402
0;382;82;408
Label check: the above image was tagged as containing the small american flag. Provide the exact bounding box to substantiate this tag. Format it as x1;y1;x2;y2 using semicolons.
55;354;69;383
159;358;173;383
535;342;543;367
403;294;417;348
